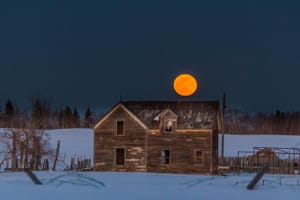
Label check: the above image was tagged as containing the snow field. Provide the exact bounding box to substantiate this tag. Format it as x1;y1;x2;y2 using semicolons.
1;129;300;199
1;172;300;200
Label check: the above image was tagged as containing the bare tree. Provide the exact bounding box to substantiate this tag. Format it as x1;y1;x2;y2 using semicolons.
0;128;21;169
23;127;53;170
0;121;53;170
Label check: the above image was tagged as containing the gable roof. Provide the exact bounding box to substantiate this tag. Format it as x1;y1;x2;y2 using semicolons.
153;108;178;121
94;103;148;130
122;101;221;130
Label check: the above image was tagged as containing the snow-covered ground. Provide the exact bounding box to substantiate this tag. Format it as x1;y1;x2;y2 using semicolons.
0;128;94;170
222;134;300;156
1;171;300;200
47;128;93;167
2;128;300;164
47;129;93;159
1;129;300;199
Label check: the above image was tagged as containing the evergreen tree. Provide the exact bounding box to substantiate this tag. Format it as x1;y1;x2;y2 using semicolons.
5;99;15;127
73;108;80;127
5;99;14;118
30;97;51;129
0;105;2;127
58;109;64;128
84;107;94;128
64;106;73;128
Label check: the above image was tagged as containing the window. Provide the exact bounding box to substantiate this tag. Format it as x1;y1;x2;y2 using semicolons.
117;121;124;135
165;120;173;132
116;148;125;165
161;150;170;164
156;109;177;133
195;150;204;164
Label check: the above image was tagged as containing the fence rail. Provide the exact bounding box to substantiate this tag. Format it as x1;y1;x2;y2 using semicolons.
221;156;299;174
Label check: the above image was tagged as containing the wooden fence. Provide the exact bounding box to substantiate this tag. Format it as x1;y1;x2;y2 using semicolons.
222;156;299;174
68;157;92;171
2;157;93;172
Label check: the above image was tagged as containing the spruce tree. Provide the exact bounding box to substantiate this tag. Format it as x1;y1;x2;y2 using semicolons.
64;106;73;128
84;107;94;128
5;99;15;127
58;109;64;128
5;100;14;118
30;97;51;129
73;108;80;128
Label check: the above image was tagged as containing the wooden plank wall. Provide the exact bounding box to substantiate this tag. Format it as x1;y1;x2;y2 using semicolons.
147;131;214;174
212;130;219;174
94;106;147;172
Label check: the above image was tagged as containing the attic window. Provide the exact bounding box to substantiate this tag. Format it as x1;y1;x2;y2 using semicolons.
165;120;173;132
117;120;124;135
155;109;178;133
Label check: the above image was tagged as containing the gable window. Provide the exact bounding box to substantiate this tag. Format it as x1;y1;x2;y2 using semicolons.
116;148;125;165
155;109;177;133
117;120;124;135
165;120;173;132
161;150;170;164
195;150;204;164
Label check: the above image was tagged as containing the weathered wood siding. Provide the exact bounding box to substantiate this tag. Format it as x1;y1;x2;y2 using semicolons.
212;130;219;174
94;106;146;172
147;131;216;174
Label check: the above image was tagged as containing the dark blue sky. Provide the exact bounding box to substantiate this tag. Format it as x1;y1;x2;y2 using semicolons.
1;0;300;112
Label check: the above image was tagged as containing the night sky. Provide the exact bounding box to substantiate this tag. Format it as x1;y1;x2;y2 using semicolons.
1;1;300;112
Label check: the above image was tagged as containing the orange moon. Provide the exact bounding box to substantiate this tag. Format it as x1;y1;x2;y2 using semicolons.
173;74;198;96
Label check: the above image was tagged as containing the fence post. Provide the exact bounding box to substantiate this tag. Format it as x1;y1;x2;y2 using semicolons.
247;164;269;190
24;169;42;185
52;140;60;171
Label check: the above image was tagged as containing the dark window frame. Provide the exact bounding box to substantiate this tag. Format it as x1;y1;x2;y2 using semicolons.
161;150;171;164
165;119;173;132
116;120;125;136
195;150;204;165
115;148;126;165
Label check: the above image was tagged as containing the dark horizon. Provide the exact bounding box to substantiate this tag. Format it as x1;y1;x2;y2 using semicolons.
1;1;300;113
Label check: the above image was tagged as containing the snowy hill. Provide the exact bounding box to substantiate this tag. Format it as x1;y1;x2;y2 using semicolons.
42;129;300;164
48;129;300;158
2;128;300;168
47;129;300;161
47;128;93;166
222;134;300;156
48;129;300;159
0;128;93;170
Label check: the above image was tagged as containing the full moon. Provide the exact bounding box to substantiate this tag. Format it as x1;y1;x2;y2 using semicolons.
173;74;198;96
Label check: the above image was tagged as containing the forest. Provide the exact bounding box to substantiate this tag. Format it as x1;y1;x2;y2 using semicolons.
0;98;96;129
224;108;300;135
1;98;300;135
0;97;97;170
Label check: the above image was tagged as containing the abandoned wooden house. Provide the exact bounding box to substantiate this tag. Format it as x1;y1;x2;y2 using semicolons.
94;101;221;174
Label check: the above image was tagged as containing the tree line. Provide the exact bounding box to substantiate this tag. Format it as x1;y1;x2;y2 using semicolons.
0;98;97;129
3;98;300;135
224;108;300;134
0;97;99;171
